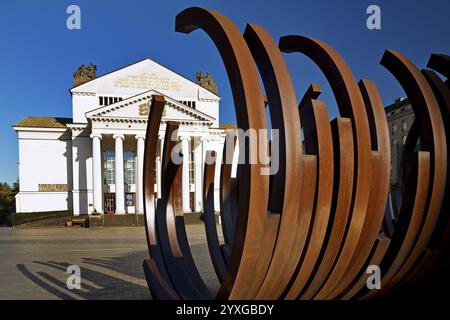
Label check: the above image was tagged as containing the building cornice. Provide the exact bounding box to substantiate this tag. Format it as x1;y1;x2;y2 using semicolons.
13;126;68;133
90;116;212;127
67;123;89;131
71;92;96;96
85;90;215;123
198;97;220;103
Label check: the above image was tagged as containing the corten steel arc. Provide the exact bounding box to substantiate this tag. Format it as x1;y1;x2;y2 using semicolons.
141;7;449;300
243;23;303;300
176;7;279;301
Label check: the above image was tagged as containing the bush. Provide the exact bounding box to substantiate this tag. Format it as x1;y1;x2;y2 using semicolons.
0;181;18;225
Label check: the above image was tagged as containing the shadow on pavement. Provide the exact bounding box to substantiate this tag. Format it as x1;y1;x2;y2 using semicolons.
16;243;219;300
16;251;152;300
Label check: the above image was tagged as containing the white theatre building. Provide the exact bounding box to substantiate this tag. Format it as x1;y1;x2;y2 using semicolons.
13;58;230;215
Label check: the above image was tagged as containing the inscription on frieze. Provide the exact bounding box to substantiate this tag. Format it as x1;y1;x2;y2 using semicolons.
114;73;182;91
38;184;68;192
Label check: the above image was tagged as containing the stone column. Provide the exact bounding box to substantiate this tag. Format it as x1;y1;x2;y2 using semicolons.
91;133;103;214
194;138;203;212
159;135;165;158
215;140;225;213
180;136;191;213
135;135;145;214
201;137;209;168
114;134;125;214
157;135;164;199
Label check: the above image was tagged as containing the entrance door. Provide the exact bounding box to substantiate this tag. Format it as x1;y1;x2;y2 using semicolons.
104;193;115;214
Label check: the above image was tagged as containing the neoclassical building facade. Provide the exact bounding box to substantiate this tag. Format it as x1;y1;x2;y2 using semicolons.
13;59;228;215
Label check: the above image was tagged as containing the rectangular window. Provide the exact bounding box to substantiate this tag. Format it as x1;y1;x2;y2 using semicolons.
99;97;103;105
103;151;115;184
125;193;135;206
124;151;136;185
392;122;397;133
402;120;408;132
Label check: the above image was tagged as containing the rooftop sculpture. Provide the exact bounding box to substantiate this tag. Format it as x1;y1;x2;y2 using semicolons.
73;63;97;87
196;71;218;95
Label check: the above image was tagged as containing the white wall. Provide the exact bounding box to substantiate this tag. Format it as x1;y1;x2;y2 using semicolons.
16;192;70;213
15;129;72;213
197;100;219;127
71;134;93;215
72;94;99;123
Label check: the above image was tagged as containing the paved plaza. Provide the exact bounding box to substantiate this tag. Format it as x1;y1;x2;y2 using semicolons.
0;225;219;300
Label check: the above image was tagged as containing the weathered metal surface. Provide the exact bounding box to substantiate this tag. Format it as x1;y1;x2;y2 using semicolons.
243;23;303;300
141;7;449;300
203;150;227;282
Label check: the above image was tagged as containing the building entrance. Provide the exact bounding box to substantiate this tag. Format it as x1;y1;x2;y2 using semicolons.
104;193;115;214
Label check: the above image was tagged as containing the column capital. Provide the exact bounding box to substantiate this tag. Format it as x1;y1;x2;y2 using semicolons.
113;134;125;140
200;136;209;142
179;135;191;141
90;133;102;140
135;134;146;140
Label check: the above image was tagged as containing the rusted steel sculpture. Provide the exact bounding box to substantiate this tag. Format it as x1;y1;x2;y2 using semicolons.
142;7;450;300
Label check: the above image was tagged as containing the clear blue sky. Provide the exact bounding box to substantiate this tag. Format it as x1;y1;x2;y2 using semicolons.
0;0;449;184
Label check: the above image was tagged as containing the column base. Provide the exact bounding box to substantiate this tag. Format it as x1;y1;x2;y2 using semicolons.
114;210;126;215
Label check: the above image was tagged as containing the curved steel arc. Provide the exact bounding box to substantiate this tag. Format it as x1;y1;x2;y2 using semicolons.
203;150;227;282
219;132;237;249
140;8;449;301
326;80;391;299
279;35;374;300
143;95;179;300
378;51;447;293
299;116;354;299
176;7;277;299
242;23;304;300
284;98;334;300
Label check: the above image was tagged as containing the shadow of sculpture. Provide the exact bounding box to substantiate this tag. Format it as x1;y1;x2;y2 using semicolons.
16;252;152;300
16;243;219;300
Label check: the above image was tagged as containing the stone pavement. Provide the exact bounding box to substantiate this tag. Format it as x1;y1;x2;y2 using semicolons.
0;225;220;300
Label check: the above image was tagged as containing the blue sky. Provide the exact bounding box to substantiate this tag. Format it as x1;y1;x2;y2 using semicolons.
0;0;449;184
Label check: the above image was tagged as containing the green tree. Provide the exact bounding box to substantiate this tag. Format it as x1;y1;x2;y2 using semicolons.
0;181;18;225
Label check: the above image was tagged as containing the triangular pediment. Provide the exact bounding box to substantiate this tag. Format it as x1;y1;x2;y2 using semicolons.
85;90;215;124
70;58;219;101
